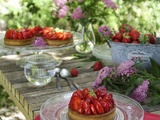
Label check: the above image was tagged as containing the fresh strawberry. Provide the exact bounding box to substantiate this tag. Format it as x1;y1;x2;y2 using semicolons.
146;34;156;44
70;96;81;111
90;104;97;115
113;39;120;42
119;24;133;33
122;34;131;43
70;68;78;77
132;40;140;44
113;32;122;41
93;100;105;114
100;101;109;112
129;29;140;41
96;86;108;97
77;100;84;114
83;100;91;115
82;88;89;97
93;61;103;71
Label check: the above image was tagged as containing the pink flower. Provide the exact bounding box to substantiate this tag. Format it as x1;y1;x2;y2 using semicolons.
53;0;67;7
93;66;115;88
57;5;69;18
98;26;111;37
130;80;149;102
117;60;137;78
33;37;46;47
71;6;85;20
78;0;83;2
103;0;118;9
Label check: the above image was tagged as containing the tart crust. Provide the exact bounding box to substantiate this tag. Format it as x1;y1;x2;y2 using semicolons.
44;38;73;46
4;38;34;46
68;105;116;120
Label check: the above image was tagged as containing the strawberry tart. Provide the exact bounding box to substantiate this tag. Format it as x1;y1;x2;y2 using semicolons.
68;87;116;120
42;28;73;46
4;28;34;46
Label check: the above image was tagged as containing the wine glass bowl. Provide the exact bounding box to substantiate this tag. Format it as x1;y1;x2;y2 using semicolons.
24;54;57;86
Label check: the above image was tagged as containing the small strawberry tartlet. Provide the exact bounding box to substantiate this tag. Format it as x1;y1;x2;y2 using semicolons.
68;87;116;120
42;28;73;46
4;28;34;46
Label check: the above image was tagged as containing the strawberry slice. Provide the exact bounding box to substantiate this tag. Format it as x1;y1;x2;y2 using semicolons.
93;100;105;114
83;100;91;115
70;96;81;111
90;104;97;115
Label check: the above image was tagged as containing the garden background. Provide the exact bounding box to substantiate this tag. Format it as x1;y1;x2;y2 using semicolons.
0;0;160;119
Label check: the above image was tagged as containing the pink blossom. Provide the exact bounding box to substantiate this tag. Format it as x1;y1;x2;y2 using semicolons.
130;80;149;102
57;5;69;18
33;37;46;47
93;66;114;88
117;60;137;78
98;26;111;37
53;0;67;7
71;6;85;20
78;0;83;2
103;0;118;9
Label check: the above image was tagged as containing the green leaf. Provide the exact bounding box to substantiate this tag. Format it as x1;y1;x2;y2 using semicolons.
150;95;160;106
125;85;135;96
150;58;160;78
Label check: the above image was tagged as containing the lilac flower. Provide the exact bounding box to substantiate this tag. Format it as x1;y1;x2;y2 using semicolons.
93;66;115;88
53;0;67;7
33;37;46;47
57;5;69;18
78;0;83;2
71;6;85;20
117;60;137;78
103;0;118;9
98;26;111;38
130;80;149;102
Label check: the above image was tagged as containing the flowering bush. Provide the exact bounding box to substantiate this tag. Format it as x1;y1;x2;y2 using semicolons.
93;58;160;105
52;0;117;28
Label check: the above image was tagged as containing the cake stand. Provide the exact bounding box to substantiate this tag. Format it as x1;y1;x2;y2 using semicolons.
0;31;83;67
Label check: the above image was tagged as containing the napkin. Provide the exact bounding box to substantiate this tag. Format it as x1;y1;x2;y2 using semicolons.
34;112;160;120
144;112;160;120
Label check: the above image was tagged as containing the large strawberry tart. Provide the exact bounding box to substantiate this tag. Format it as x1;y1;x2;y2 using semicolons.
4;28;34;46
68;87;116;120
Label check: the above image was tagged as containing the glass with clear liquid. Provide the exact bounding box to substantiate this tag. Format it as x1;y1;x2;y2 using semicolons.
24;53;57;86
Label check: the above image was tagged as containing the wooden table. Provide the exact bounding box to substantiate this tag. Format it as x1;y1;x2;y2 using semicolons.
0;48;160;120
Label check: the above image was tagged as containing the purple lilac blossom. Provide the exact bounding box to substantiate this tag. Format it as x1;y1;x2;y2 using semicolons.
130;80;149;102
57;5;69;18
93;66;114;88
78;0;83;2
71;6;85;20
117;60;137;77
98;26;111;37
53;0;67;7
103;0;118;9
33;37;46;47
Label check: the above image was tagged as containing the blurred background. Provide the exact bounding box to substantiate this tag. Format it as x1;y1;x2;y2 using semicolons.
0;0;160;119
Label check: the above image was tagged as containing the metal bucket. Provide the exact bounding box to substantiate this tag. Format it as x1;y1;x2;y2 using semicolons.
108;41;160;68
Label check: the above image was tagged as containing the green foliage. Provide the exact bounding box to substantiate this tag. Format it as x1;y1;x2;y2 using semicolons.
0;85;14;108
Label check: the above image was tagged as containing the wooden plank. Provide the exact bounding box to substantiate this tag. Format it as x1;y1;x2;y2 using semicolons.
0;71;32;120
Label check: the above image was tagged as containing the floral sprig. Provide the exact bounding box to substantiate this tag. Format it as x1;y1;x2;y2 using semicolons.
52;0;117;27
33;37;46;48
93;58;160;105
